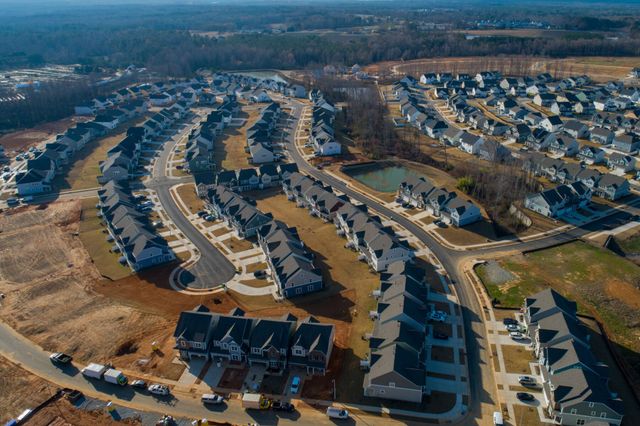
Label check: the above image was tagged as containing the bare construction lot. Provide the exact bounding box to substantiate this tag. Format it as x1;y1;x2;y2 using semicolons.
0;201;182;379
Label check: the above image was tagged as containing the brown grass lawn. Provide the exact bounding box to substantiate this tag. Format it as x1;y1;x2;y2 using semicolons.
227;237;255;253
246;262;268;273
501;345;536;374
491;344;500;373
78;197;131;280
513;405;543;426
53;115;149;191
175;183;204;215
214;103;260;170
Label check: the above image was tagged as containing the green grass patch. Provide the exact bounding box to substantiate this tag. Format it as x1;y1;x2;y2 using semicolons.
476;241;640;376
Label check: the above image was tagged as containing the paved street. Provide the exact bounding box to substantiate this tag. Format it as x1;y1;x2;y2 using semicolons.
145;117;236;289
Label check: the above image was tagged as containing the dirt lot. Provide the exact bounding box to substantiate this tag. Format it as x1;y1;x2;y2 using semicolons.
214;102;260;171
0;201;188;380
0;356;140;425
0;116;81;154
52;115;149;191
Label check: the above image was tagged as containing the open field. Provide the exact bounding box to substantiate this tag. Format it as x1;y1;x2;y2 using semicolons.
52;115;149;191
365;56;640;83
475;241;640;380
214;102;260;171
0;116;82;154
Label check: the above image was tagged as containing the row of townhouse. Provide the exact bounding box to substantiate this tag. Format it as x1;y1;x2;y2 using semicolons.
522;289;624;426
184;97;238;173
392;79;451;139
211;72;306;100
98;106;187;184
75;77;206;115
523;153;631;201
309;91;341;156
15;100;149;196
283;172;414;272
213;163;299;193
440;127;510;163
397;175;482;227
174;305;334;376
363;261;432;403
207;181;324;299
524;181;592;219
97;180;175;271
247;102;282;164
206;185;273;239
257;220;323;298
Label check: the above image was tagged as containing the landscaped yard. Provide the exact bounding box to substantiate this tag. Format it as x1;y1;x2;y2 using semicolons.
476;241;640;379
78;197;131;280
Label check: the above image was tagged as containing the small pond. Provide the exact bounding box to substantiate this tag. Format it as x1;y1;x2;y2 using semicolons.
344;163;426;193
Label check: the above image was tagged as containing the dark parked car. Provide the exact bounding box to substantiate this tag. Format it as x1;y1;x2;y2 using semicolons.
433;331;449;340
503;318;518;325
253;270;267;279
64;389;83;403
131;379;147;389
517;392;535;402
271;400;295;412
49;352;73;364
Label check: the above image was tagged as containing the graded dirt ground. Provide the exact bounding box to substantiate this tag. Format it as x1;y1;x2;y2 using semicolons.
0;355;139;425
0;201;185;379
0;116;82;154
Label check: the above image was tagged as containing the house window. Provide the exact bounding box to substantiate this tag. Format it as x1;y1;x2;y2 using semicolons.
222;343;228;350
600;413;606;418
571;409;578;414
590;412;596;416
576;420;585;426
307;285;314;291
179;340;187;348
588;402;594;408
388;382;395;388
251;348;260;355
292;348;304;357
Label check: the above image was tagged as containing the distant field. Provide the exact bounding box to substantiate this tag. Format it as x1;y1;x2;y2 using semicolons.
366;56;640;82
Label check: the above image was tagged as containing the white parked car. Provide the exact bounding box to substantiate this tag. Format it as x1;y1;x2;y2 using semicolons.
201;393;224;404
510;332;526;340
148;384;170;396
505;324;521;332
326;407;349;419
518;376;536;385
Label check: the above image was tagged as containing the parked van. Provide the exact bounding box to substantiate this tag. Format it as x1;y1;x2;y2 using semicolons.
326;407;349;419
493;411;504;426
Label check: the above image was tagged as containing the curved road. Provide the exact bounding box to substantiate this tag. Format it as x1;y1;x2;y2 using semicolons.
282;99;637;422
146;118;236;289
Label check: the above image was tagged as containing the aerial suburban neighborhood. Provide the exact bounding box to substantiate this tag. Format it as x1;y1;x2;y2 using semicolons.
1;1;640;425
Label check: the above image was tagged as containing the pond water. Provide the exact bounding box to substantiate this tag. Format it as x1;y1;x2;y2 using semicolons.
345;163;426;193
